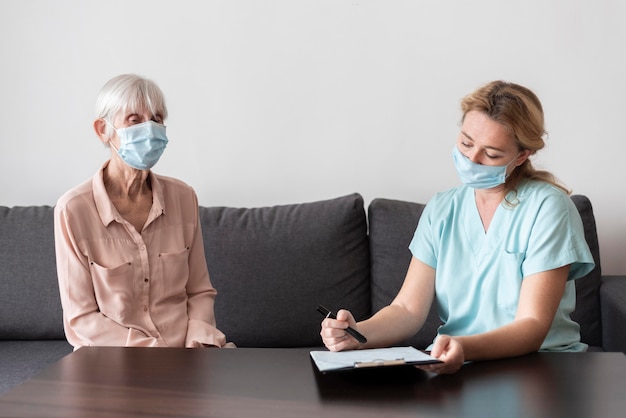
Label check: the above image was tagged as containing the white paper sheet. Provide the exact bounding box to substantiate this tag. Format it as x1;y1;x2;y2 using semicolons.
310;346;440;372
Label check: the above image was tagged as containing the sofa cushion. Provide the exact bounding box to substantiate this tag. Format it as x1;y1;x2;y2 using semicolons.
200;194;371;347
367;195;602;349
0;340;72;394
368;198;441;349
0;206;65;340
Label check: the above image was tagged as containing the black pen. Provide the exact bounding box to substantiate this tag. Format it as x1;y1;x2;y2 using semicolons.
317;305;367;344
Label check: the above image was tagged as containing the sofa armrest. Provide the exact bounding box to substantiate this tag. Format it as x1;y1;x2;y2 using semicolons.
600;275;626;353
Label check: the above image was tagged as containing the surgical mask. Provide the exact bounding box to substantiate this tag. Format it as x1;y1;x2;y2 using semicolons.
107;120;169;170
452;146;518;189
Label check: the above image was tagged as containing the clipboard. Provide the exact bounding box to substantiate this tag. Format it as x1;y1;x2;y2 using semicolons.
310;346;442;373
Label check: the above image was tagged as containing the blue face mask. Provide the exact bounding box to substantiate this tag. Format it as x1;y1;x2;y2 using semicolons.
452;146;518;189
108;120;169;170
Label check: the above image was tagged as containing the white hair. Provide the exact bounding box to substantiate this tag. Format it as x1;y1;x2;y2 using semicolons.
95;74;168;137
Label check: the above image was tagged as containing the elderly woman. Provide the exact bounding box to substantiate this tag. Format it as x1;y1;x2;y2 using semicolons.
55;74;229;349
320;80;595;374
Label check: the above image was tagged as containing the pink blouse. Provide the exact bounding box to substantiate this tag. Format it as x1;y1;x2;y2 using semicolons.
54;162;226;349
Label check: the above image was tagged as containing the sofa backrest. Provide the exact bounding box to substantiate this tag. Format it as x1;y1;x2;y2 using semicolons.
1;195;372;347
0;193;602;349
0;206;65;340
367;194;603;349
368;199;440;349
200;193;371;347
569;195;602;347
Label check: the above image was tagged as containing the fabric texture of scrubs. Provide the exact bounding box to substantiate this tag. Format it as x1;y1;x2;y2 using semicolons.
409;180;595;351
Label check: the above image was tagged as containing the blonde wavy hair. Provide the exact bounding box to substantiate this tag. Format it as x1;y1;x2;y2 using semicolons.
460;80;569;198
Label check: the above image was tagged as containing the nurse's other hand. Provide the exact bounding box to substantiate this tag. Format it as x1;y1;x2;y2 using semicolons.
415;334;464;374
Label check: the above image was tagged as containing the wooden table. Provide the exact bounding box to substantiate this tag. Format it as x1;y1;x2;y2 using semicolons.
0;347;625;417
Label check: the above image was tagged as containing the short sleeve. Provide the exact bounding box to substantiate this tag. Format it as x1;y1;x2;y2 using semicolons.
408;196;439;269
522;192;594;281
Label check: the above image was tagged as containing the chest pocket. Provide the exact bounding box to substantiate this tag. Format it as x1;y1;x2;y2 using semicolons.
89;260;134;321
154;246;190;303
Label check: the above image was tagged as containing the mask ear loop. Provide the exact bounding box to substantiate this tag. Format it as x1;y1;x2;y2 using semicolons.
103;119;121;152
506;151;524;178
504;152;524;178
109;140;120;154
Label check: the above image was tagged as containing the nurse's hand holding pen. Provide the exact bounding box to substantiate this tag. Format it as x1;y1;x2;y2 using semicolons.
320;309;363;352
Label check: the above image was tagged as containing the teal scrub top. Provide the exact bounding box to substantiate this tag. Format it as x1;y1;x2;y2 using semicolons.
409;181;595;351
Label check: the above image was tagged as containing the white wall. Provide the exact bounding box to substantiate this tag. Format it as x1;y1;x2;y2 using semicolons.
1;0;624;275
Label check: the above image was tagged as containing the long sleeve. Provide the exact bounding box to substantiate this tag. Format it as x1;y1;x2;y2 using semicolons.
184;193;226;348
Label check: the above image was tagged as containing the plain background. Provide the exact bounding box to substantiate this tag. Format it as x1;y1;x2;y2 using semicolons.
1;0;624;275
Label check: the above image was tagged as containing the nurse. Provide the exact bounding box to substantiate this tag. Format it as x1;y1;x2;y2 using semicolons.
320;80;595;374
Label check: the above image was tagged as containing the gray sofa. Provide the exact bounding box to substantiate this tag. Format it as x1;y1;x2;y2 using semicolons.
1;193;625;394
